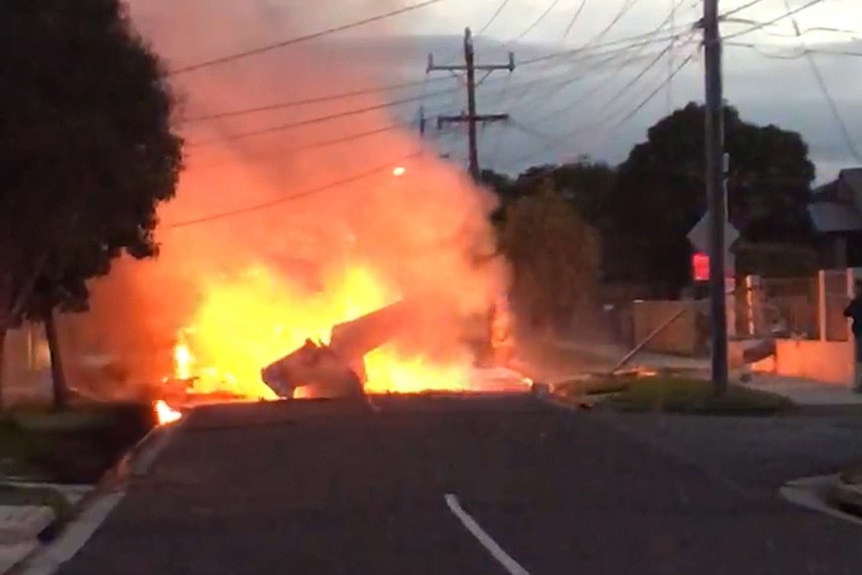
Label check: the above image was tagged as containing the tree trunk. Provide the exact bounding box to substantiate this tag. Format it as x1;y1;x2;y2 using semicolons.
44;309;68;411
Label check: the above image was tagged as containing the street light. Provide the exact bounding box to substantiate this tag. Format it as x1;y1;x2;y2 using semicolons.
392;166;406;177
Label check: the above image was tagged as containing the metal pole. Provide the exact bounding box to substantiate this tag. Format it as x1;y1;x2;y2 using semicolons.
703;0;728;391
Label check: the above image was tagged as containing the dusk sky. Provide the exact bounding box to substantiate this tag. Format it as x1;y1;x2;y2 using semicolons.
409;0;862;183
136;0;861;185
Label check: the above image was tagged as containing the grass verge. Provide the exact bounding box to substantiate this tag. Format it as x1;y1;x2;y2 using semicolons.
556;375;794;415
0;402;157;483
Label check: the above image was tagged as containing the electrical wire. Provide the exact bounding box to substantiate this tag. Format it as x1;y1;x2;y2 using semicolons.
780;0;860;162
718;0;767;20
476;0;513;36
166;151;423;229
180;76;451;123
723;0;826;40
185;86;460;148
515;41;692;129
502;46;697;169
512;0;694;127
182;33;696;132
169;0;446;76
187;124;405;170
563;0;590;40
513;0;567;41
726;41;862;58
519;23;697;66
609;50;696;129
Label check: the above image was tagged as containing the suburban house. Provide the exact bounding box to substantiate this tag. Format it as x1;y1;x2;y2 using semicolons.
808;167;862;269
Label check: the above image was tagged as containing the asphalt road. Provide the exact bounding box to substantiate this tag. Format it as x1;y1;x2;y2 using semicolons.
56;393;862;575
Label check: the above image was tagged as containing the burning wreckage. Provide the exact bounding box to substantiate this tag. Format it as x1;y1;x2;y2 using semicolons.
260;298;511;399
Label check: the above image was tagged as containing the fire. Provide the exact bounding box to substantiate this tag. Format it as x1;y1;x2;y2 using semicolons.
173;335;194;380
154;400;182;425
165;262;482;398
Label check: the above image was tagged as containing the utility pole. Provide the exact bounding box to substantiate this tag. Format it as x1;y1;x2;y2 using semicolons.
703;0;728;392
427;28;515;181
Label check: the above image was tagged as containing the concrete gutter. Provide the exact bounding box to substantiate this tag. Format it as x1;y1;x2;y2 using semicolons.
781;473;862;528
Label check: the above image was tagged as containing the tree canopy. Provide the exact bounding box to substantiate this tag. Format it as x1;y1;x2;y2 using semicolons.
0;0;183;329
0;0;183;404
497;180;600;334
600;102;815;295
484;102;817;301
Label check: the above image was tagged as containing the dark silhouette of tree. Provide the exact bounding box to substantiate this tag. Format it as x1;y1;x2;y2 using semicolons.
603;102;814;296
0;0;183;408
499;181;600;336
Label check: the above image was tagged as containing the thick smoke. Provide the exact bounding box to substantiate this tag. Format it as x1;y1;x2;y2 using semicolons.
69;0;508;393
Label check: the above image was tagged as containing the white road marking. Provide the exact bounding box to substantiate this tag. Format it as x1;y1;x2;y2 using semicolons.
365;395;381;413
444;494;531;575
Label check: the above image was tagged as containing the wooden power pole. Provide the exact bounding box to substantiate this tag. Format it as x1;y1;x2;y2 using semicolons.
427;28;515;181
703;0;729;392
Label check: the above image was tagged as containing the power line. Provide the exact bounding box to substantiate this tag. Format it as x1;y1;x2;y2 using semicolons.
718;0;767;20
563;0;590;39
503;46;697;169
166;152;422;229
476;0;513;35
513;0;567;41
516;41;693;129
781;0;860;162
169;0;446;76
184;29;703;151
726;41;862;58
496;24;692;126
187;124;406;170
610;50;696;129
511;0;693;126
185;87;458;148
519;23;697;66
188;66;618;149
588;0;644;48
180;76;451;123
184;30;684;131
723;0;826;40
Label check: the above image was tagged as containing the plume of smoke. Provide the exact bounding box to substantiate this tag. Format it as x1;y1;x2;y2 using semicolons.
70;0;508;391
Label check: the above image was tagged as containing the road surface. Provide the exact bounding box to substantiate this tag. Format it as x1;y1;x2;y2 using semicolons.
56;393;862;574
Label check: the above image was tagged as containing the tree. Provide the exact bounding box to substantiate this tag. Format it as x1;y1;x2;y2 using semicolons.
483;159;616;230
498;180;600;337
603;102;814;296
0;0;183;408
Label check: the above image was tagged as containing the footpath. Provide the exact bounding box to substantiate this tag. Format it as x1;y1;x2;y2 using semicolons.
0;484;91;573
555;339;862;408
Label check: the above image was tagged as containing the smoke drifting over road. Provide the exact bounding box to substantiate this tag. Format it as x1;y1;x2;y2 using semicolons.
72;0;508;395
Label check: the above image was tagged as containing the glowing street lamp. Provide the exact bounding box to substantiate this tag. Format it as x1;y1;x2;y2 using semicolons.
392;166;406;177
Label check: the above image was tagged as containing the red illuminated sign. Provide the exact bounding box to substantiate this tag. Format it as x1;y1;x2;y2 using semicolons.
692;252;710;282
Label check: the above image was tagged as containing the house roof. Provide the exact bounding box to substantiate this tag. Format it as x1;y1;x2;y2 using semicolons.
808;167;862;233
843;168;862;194
808;201;862;233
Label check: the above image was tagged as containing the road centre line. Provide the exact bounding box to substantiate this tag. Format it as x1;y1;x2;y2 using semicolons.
443;493;532;575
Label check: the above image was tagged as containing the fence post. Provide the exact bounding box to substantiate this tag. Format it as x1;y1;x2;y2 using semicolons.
818;270;827;342
726;276;736;339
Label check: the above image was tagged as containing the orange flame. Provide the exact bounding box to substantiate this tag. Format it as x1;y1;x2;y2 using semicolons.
154;400;182;425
